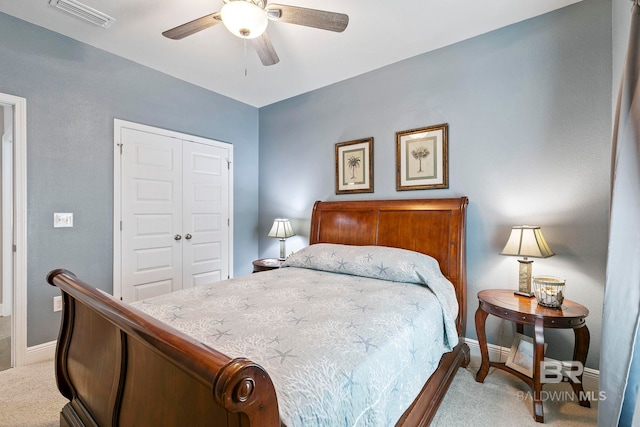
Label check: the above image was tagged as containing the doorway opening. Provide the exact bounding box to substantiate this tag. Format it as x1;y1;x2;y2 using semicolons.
0;101;14;371
0;93;27;369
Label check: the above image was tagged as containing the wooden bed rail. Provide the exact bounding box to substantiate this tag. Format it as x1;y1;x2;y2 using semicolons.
47;269;280;427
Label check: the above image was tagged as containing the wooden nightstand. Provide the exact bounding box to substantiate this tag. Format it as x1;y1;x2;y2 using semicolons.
475;289;590;423
252;258;283;273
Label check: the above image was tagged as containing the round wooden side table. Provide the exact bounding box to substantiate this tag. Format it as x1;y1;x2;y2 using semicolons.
474;289;590;423
252;258;283;273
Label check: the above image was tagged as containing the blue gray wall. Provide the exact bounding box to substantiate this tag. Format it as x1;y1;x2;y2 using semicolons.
0;12;260;346
0;0;615;366
258;0;611;369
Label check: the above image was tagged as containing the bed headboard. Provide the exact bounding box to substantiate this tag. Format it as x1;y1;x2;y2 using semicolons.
309;197;468;335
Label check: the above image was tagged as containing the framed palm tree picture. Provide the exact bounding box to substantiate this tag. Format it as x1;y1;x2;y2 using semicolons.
335;137;373;194
396;123;448;191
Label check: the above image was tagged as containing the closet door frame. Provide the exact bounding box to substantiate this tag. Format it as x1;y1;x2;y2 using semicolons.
113;119;234;300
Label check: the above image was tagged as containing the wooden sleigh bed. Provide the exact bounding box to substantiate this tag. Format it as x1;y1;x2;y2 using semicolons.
47;197;469;427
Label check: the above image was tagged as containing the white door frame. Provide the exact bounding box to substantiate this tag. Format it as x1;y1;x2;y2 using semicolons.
1;104;12;318
0;93;27;367
113;119;234;300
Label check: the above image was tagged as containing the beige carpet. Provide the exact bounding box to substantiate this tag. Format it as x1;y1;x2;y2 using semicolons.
0;360;66;427
431;358;598;426
0;357;597;426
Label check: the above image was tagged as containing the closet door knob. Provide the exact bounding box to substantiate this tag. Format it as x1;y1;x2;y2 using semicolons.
185;234;192;240
174;234;182;241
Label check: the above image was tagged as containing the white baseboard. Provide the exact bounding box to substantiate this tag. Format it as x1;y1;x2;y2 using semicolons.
463;337;600;392
23;340;56;365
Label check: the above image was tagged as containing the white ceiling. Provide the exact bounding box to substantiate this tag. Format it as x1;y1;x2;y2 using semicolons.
0;0;581;107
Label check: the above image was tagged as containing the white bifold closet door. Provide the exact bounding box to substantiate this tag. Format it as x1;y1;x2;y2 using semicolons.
119;126;230;302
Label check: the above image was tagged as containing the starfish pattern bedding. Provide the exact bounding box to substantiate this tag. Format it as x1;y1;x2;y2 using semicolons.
133;244;458;426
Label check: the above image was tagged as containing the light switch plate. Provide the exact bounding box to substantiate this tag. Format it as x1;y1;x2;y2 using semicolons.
54;212;73;228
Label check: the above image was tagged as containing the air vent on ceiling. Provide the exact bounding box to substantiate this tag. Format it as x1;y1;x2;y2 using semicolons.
49;0;116;28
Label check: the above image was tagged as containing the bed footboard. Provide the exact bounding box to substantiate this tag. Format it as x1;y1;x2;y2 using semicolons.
47;269;280;427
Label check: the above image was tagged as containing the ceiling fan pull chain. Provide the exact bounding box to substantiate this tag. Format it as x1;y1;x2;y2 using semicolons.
244;39;248;77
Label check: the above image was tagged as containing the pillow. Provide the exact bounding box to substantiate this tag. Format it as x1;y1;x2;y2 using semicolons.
283;243;440;285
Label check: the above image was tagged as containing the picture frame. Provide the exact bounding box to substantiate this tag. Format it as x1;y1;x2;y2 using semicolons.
505;333;547;378
396;123;448;191
335;137;374;194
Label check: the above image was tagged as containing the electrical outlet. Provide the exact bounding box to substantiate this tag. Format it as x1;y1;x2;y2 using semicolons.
53;296;63;312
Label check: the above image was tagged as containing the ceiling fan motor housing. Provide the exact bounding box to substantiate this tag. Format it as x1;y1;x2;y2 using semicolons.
221;0;268;39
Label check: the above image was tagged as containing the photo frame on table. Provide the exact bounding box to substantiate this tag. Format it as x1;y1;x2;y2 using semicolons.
396;123;448;191
505;333;547;378
335;137;374;194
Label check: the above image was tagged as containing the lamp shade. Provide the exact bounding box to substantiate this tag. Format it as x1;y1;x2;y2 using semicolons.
220;1;268;39
501;226;555;258
267;219;295;239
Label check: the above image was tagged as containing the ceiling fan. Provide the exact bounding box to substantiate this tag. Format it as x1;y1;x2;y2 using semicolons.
162;0;349;66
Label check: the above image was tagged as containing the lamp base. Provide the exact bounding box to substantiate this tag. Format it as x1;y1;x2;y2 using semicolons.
514;291;535;298
278;239;286;261
517;258;534;298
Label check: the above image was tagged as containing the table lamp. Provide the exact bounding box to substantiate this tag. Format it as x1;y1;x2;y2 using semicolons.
501;225;555;297
268;218;295;261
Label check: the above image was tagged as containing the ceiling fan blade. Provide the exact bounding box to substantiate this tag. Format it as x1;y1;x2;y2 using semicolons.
266;4;348;32
162;12;222;40
252;33;280;66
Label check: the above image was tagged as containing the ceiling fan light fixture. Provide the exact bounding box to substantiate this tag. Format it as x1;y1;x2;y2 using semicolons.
221;1;268;39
